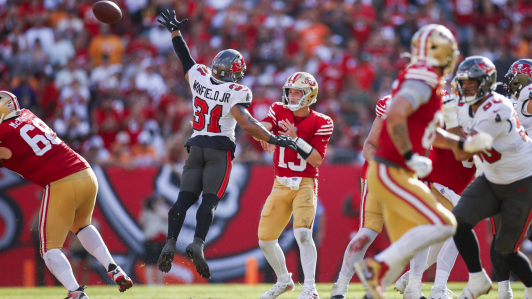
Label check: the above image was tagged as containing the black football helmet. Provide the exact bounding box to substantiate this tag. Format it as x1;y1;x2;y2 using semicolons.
454;56;497;105
211;49;246;83
504;59;532;100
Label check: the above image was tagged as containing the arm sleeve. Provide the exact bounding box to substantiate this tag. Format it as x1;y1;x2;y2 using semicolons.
475;119;511;139
394;80;433;111
172;36;196;75
310;120;334;158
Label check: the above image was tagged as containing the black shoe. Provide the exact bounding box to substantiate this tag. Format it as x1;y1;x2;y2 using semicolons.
157;238;176;273
186;237;211;279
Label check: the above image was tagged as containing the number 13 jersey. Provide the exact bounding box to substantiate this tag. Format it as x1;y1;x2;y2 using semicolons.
0;109;89;187
262;102;333;178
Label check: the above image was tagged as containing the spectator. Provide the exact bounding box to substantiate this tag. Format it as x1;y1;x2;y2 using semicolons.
45;32;75;66
25;16;55;50
88;24;124;66
56;57;89;90
81;135;111;166
110;131;135;168
132;131;158;167
59;79;90;121
134;58;167;102
56;9;85;39
90;54;123;89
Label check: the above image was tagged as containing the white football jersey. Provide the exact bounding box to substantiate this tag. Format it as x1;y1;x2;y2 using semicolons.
187;64;252;142
467;92;532;184
516;83;532;135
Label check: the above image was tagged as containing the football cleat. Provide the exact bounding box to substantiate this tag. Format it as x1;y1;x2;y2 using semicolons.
403;284;427;299
458;270;492;299
394;271;410;294
260;273;295;299
354;258;386;299
107;264;133;292
330;282;348;299
297;284;319;299
158;238;176;273
66;285;89;299
498;283;513;299
429;286;456;299
186;237;211;279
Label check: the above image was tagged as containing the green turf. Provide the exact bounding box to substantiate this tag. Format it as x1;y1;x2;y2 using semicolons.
0;282;524;299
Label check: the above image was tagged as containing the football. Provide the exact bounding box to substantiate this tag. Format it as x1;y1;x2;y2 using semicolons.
92;1;122;24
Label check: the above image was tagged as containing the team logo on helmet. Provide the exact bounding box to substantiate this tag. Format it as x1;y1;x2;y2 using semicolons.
512;63;532;77
231;57;245;75
478;61;495;74
305;77;316;86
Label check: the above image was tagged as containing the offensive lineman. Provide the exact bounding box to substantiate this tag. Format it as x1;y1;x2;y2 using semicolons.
451;56;532;299
354;25;493;299
257;72;333;299
0;91;133;299
156;10;297;279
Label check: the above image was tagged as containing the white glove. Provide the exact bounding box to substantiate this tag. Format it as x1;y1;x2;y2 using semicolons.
473;154;484;178
405;153;433;178
443;93;459;129
463;132;493;153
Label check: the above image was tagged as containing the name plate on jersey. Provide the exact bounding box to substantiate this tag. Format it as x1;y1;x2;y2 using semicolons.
193;80;231;103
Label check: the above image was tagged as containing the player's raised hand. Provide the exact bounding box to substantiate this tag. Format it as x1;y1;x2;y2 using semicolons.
157;9;188;32
267;135;297;151
279;120;298;139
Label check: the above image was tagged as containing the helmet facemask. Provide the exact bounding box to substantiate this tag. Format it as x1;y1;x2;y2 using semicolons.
282;86;314;111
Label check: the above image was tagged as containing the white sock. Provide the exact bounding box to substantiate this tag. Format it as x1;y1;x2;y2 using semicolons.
498;280;510;290
145;266;154;285
424;241;444;269
433;237;458;289
294;227;317;285
375;224;455;290
77;225;115;270
524;286;532;296
259;239;289;282
43;249;80;291
407;247;428;288
338;228;379;284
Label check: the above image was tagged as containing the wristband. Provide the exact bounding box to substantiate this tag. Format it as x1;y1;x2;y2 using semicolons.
295;137;313;159
458;140;464;150
403;150;413;161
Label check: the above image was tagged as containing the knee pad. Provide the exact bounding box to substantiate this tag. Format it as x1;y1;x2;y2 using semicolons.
169;191;198;218
294;227;313;244
259;239;277;250
43;249;70;276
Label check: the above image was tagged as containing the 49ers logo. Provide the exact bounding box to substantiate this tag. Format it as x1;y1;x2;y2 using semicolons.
305;77;316;86
512;63;532;77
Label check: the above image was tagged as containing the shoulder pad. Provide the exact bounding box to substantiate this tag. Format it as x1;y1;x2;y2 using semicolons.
403;65;440;88
479;94;513;122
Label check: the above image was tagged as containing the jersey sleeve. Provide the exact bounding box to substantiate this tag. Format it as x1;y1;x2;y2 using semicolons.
310;116;334;158
518;84;532;102
187;64;210;84
375;95;391;117
475;119;511;139
403;66;440;88
262;103;280;130
229;85;252;108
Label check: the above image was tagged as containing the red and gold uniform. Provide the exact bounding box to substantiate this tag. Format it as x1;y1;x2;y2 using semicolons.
0;109;95;255
367;63;456;242
258;102;333;241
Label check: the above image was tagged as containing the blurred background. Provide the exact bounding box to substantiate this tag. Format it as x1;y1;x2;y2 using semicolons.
0;0;531;288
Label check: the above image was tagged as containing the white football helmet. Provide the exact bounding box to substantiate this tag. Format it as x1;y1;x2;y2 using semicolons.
282;72;318;111
0;91;21;123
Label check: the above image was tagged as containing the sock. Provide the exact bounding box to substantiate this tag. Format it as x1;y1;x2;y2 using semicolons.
259;239;290;282
407;247;428;288
491;235;511;281
453;222;482;273
194;193;219;241
375;224;454;290
498;280;510;290
524;286;532;296
294;227;317;285
338;228;379;283
168;191;199;241
425;241;444;269
77;225;115;269
433;237;459;289
43;249;80;291
500;251;532;287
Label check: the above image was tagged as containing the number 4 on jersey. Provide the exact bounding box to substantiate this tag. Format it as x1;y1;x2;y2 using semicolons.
192;97;223;133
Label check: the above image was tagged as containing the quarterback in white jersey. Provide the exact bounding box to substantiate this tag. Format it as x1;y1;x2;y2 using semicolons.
156;9;297;280
450;56;532;299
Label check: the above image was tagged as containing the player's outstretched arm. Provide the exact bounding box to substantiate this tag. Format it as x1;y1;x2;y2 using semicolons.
362;116;384;161
433;128;493;161
231;104;297;151
158;10;195;82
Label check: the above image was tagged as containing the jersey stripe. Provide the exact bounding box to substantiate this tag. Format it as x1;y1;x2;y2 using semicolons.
317;128;334;132
268;111;276;121
315;132;333;135
40;185;50;256
404;74;439;87
406;69;439;79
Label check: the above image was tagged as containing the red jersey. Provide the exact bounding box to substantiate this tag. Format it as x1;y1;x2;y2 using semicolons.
361;95;390;180
0;110;90;187
426;147;475;195
375;63;443;170
262;102;333;178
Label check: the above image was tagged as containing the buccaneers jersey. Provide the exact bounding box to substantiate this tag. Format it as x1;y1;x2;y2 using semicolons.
516;83;532;134
465;92;532;184
375;63;443;170
0;109;89;187
361;95;391;180
187;64;252;146
262;102;333;178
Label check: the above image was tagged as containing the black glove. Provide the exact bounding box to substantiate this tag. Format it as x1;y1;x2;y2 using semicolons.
157;9;188;32
267;135;297;151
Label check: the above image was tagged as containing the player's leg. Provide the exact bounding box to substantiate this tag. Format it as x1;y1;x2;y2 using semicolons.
452;175;501;298
258;180;295;299
331;179;381;299
490;216;513;299
495;177;532;298
355;162;456;299
159;146;203;272
40;182;81;295
292;178;319;299
70;169;132;292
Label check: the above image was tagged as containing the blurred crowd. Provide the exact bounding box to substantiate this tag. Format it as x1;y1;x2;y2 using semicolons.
0;0;530;168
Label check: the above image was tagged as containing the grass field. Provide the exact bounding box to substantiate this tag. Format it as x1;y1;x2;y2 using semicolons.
0;283;524;299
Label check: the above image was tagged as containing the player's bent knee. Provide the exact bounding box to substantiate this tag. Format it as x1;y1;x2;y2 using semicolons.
294;227;313;244
494;240;516;256
258;239;277;250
